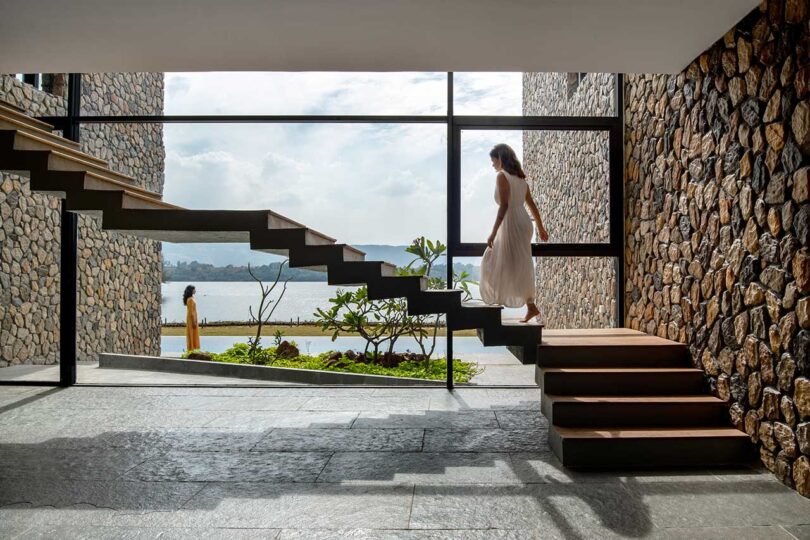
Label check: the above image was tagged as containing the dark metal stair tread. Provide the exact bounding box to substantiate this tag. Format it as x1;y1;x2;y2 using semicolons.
545;395;725;404
0;101;66;139
6;126;104;164
500;318;544;327
553;426;749;439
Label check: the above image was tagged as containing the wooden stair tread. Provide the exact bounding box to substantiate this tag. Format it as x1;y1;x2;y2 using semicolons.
542;328;646;337
554;426;748;439
540;335;684;347
545;395;724;404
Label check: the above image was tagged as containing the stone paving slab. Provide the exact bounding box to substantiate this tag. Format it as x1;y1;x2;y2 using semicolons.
253;428;425;452
1;385;809;537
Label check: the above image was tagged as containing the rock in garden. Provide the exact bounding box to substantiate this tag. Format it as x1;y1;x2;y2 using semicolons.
275;340;300;359
186;352;212;361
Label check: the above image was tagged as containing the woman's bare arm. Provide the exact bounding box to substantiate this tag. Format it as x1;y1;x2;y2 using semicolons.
487;173;510;247
525;189;549;241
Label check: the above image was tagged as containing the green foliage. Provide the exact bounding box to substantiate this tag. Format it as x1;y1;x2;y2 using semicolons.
273;329;285;346
200;343;482;383
314;287;413;359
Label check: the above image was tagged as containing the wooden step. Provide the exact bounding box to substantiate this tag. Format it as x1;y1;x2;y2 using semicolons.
537;331;688;368
542;395;729;428
549;426;755;468
536;367;707;396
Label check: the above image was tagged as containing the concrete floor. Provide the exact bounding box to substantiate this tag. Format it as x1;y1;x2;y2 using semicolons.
1;385;809;538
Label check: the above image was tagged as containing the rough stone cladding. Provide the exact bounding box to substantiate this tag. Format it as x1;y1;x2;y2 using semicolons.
522;72;616;327
624;0;810;495
0;73;165;366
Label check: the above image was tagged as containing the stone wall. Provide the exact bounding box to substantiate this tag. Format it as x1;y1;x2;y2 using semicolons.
0;73;165;366
624;0;809;495
522;72;617;327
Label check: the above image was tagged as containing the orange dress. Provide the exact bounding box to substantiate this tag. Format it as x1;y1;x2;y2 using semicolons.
185;297;201;351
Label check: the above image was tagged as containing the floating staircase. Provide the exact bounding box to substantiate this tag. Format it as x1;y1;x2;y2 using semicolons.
535;329;755;468
0;100;542;362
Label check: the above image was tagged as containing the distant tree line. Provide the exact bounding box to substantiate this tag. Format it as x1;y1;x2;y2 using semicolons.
163;261;326;282
163;260;480;283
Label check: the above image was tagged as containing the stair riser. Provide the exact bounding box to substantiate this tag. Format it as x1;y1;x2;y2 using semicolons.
407;293;462;315
537;345;689;368
536;369;707;396
288;247;364;268
506;344;537;365
549;429;755;469
328;264;381;285
0;148;50;176
542;396;729;428
366;279;424;300
447;310;502;331
9;129;105;165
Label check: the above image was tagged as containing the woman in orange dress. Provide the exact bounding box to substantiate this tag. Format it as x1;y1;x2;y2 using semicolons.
183;285;201;351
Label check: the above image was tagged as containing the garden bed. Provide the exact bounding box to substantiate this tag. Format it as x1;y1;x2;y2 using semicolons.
183;342;481;383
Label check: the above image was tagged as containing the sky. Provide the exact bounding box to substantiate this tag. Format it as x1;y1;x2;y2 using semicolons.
160;72;524;263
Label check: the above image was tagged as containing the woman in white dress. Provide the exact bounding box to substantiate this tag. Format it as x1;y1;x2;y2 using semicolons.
479;143;548;323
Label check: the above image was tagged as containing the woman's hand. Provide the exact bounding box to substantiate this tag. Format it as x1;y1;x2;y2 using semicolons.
537;225;549;242
487;232;496;248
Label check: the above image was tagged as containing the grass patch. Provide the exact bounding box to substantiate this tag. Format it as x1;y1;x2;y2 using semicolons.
182;342;482;383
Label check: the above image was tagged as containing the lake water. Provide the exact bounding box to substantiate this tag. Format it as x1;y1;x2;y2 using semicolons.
161;281;523;324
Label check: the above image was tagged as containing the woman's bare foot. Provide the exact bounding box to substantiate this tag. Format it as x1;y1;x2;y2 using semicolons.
520;304;540;323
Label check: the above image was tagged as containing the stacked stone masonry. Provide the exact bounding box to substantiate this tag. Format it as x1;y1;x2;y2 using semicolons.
0;73;164;366
522;72;616;328
624;0;809;496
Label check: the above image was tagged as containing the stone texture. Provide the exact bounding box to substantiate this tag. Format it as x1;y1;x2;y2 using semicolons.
0;73;164;365
619;0;810;498
523;72;616;328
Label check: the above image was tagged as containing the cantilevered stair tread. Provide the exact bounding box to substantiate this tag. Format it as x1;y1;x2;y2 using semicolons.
3;125;105;165
0;100;67;139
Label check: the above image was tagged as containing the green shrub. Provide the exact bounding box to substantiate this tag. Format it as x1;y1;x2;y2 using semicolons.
191;343;482;383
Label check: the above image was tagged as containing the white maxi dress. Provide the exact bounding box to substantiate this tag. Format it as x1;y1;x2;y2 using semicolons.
479;170;536;308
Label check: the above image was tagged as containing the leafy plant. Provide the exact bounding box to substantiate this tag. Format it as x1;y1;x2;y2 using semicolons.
398;237;478;367
273;329;285;347
314;287;414;360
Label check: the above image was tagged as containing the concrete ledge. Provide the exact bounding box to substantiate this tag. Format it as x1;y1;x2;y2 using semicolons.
99;353;445;386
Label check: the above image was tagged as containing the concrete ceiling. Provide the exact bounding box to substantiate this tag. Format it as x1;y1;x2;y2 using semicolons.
0;0;759;74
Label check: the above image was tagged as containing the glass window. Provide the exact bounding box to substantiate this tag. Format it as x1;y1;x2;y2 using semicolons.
460;129;610;244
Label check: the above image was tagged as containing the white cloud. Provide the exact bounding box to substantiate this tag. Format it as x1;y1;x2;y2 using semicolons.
161;72;525;246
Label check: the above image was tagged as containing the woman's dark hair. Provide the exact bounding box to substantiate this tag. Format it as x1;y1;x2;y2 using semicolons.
183;285;196;306
489;143;526;179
